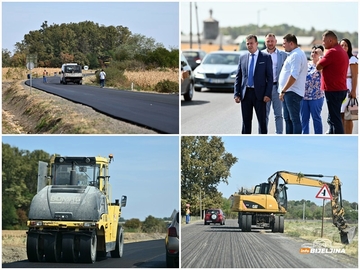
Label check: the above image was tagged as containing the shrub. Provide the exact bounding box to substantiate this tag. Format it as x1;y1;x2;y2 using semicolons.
95;67;129;87
142;215;167;233
153;79;179;93
124;218;141;230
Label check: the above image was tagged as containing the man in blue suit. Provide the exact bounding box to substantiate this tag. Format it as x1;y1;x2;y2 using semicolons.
262;33;288;134
234;34;273;134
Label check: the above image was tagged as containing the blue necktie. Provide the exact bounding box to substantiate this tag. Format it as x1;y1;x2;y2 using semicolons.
248;54;255;87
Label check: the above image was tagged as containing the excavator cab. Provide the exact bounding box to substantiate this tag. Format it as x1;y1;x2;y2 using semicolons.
253;182;288;210
253;183;270;194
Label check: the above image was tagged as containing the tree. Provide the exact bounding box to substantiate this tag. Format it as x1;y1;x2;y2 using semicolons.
142;215;167;233
181;136;238;216
124;218;141;231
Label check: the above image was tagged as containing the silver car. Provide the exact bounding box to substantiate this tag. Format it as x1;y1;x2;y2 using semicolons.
193;51;242;92
181;53;194;101
165;210;179;267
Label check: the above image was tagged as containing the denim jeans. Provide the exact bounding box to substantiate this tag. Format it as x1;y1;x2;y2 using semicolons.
325;91;347;134
100;79;105;87
300;97;324;134
283;91;303;134
265;84;284;134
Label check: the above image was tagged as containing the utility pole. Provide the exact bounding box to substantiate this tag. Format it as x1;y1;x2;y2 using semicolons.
190;2;193;49
257;8;266;35
195;2;201;49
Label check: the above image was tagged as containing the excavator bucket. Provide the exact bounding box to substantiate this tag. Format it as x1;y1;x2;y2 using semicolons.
340;226;358;244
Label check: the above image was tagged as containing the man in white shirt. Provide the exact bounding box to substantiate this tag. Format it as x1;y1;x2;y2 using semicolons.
99;69;106;88
278;34;308;134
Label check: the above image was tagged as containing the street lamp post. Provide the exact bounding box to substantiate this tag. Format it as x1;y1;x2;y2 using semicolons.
257;8;266;35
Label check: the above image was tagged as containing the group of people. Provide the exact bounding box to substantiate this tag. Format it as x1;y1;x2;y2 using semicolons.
234;31;358;134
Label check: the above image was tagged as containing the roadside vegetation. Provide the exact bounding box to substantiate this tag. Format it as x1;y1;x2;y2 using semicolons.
2;20;179;93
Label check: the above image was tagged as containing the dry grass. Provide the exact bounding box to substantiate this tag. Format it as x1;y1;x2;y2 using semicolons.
285;220;358;258
2;67;94;82
2;67;179;89
2;230;27;247
124;69;179;89
1;230;165;247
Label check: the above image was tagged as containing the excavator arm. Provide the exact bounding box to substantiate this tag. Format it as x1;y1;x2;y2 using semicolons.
270;171;357;244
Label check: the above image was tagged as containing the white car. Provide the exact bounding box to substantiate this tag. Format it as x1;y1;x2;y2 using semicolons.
193;51;242;92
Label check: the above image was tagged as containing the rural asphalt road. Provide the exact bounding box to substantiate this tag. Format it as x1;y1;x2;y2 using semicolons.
181;219;357;268
26;76;179;134
181;89;358;134
2;239;168;268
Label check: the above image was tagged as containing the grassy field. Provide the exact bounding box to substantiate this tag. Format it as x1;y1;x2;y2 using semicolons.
285;220;358;257
2;67;179;91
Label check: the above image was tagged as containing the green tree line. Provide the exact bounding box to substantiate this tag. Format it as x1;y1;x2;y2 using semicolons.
124;216;170;233
2;20;178;70
2;143;52;229
221;23;358;48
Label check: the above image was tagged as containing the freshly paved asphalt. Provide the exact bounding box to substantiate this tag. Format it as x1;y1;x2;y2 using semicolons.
26;76;179;134
2;239;167;268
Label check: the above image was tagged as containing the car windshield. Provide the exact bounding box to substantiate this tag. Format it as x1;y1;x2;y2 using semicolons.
206;210;219;214
52;163;100;186
203;54;239;65
183;51;199;58
64;65;81;73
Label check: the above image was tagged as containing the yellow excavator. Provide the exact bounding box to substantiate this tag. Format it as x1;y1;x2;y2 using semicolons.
230;171;357;244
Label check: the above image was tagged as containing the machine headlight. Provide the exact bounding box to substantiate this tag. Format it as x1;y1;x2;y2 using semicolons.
29;221;43;226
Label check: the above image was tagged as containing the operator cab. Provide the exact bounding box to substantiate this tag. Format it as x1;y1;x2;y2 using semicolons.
52;157;104;188
253;182;288;209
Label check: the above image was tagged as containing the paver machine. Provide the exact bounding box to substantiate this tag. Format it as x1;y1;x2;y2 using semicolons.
26;154;127;263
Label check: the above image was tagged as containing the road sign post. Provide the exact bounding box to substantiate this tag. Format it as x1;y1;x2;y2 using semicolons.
315;184;333;238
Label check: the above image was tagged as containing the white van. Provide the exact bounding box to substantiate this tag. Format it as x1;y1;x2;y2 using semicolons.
60;63;83;85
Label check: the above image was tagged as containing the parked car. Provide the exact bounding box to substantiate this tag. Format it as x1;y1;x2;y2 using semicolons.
181;53;194;101
183;49;207;70
239;38;266;55
204;209;226;225
304;50;312;60
165;210;179;268
193;51;241;92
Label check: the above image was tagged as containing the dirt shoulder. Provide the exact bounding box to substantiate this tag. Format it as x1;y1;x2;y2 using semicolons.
2;80;157;134
2;230;165;264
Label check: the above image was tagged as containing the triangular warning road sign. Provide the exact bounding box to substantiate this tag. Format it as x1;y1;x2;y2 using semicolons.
315;184;333;200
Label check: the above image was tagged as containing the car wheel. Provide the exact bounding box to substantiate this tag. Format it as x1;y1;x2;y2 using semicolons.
166;252;177;268
183;81;194;101
194;87;202;92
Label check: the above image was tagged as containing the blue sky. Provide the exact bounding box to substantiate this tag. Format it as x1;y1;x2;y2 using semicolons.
2;135;180;221
2;2;179;53
181;2;358;35
217;136;358;205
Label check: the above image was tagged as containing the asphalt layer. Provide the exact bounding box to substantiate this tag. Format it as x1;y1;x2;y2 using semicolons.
2;239;167;268
26;76;179;134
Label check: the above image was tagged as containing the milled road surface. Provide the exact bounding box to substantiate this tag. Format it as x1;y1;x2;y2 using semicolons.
2;239;168;268
181;219;357;268
26;76;179;134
